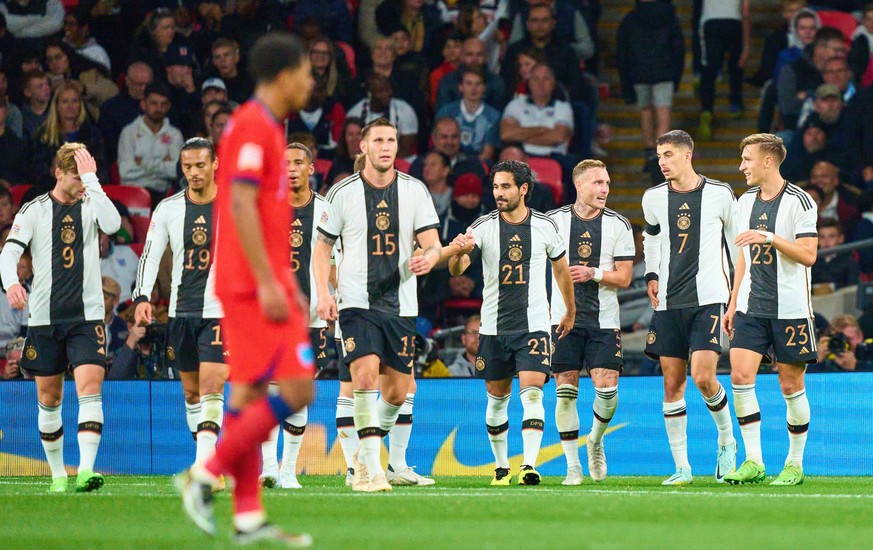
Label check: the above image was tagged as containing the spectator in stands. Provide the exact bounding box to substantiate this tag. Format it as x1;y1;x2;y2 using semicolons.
0;69;22;138
102;276;128;360
350;35;426;117
0;0;63;47
127;8;188;83
429;33;463;109
205;37;253;105
0;187;13;227
20;71;51;139
346;72;418;159
375;0;444;63
437;37;507;111
422;151;453;220
200;77;229;107
164;43;200;138
448;315;481;377
440;172;485;299
220;0;279;55
797;59;857;129
810;160;860;234
696;0;750;141
325;116;363;191
286;82;345;160
492;143;557;212
454;1;505;74
43;39;118;122
507;46;547;99
500;63;574;183
198;99;227;140
209;104;233;147
854;190;873;273
508;0;594;64
778;26;846;131
436;65;501;162
100;224;138;304
109;305;167;380
774;8;820;81
802;83;857;175
291;0;354;44
814;314;873;372
849;3;873;87
409;117;487;183
615;0;684;175
118;83;184;205
31;80;109;183
309;36;352;107
748;0;810;87
390;24;429;99
812;219;859;292
63;8;111;73
783;117;830;181
0;96;27;185
99;62;153;165
502;4;585;102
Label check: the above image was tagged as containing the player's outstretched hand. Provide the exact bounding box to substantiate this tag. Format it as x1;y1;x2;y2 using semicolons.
258;279;290;322
73;147;98;177
735;230;766;247
647;280;659;309
409;254;435;276
134;301;153;326
569;265;594;283
6;283;27;310
555;313;574;340
722;304;736;339
317;293;338;322
450;231;475;255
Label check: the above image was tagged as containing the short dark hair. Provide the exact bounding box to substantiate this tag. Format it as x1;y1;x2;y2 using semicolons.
248;32;306;83
459;65;486;84
286;142;313;163
656;129;694;151
818;218;842;233
211;105;234;125
814;26;846;47
426;150;451;168
491;159;534;202
180;137;215;160
144;82;171;101
361;117;397;139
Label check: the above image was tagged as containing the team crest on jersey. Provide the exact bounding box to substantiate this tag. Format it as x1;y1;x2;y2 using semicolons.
192;228;208;246
578;244;592;258
344;337;356;353
677;214;691;230
166;346;176;361
290;230;304;248
376;213;391;231
61;227;76;244
646;331;657;345
25;345;37;360
508;235;523;261
475;357;485;371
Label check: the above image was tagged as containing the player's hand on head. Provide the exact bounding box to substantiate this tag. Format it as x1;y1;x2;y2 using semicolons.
258;279;290;322
647;280;659;309
134;302;153;326
316;293;337;322
6;283;27;310
73;148;98;176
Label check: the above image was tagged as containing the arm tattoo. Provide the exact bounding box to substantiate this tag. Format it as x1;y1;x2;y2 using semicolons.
317;232;337;247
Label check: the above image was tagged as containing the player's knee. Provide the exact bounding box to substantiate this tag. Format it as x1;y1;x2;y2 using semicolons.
38;391;62;408
183;389;200;405
690;369;716;392
554;371;579;388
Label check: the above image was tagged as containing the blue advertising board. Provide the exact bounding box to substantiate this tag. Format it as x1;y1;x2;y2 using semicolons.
1;374;871;476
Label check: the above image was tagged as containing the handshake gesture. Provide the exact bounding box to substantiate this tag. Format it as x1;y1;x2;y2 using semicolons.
450;230;475;255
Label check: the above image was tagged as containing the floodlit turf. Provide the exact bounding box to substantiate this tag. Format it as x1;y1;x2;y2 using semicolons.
2;475;872;548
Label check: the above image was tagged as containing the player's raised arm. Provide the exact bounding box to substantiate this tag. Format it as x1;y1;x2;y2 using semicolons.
132;203;170;325
447;230;476;276
77;148;121;235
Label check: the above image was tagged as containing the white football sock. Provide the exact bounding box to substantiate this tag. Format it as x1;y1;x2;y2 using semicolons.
196;393;224;464
703;383;735;446
353;390;383;477
388;393;414;472
335;396;359;470
554;384;580;469
663;399;690;470
185;402;200;442
281;406;308;473
520;386;545;468
485;393;510;469
784;389;810;468
261;426;280;472
733;383;763;465
590;385;618;444
77;394;103;473
38;401;65;479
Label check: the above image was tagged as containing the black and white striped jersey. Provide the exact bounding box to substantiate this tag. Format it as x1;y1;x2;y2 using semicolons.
547;206;635;329
642;177;739;311
292;192;328;328
133;191;222;319
0;177;121;326
736;182;818;319
469;208;566;335
318;172;440;317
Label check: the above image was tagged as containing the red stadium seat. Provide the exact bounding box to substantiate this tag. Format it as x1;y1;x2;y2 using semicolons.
335;41;357;79
105;185;152;218
130;215;151;243
527;157;563;204
314;158;333;180
10;184;32;209
110;161;121;185
128;242;144;257
443;298;482;315
817;10;859;45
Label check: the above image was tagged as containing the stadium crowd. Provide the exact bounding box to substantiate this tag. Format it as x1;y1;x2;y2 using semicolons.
0;0;873;380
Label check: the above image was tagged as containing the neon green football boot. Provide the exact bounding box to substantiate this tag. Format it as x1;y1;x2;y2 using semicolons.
49;476;68;493
770;463;804;486
724;459;766;485
75;470;105;492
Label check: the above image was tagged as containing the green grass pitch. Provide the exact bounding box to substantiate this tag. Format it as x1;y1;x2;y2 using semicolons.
2;475;872;548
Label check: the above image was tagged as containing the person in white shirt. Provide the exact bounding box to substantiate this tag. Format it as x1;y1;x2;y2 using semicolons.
500;63;573;157
346;73;418;159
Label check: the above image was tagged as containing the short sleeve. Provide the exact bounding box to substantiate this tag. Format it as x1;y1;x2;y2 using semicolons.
613;220;636;262
641;192;660;235
318;193;344;240
794;196;818;239
397;101;419;135
555;101;574;130
227;131;267;187
414;185;440;234
501;98;522;122
6;203;36;249
546;222;566;261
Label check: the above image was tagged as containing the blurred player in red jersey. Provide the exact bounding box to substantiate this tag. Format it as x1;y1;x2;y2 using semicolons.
176;32;315;547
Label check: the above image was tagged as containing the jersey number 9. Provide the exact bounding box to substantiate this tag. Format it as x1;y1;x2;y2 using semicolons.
62;246;75;269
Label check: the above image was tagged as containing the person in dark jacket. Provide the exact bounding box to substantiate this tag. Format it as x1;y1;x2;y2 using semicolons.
615;0;684;177
848;4;873;87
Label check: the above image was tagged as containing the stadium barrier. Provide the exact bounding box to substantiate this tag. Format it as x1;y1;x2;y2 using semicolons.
1;374;871;477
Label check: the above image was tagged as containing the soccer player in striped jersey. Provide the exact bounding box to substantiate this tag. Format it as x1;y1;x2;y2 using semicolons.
313;118;442;492
446;160;575;486
547;160;635;485
642;130;739;485
260;143;329;490
133;137;228;470
723;133;818;486
0;143;121;492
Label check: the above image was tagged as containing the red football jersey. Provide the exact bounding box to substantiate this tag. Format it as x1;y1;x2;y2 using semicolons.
214;100;294;299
